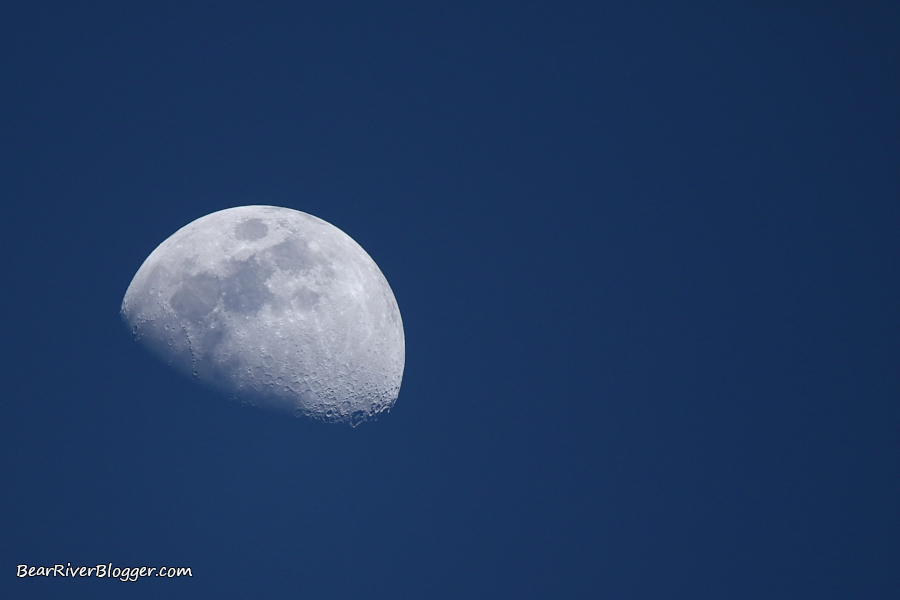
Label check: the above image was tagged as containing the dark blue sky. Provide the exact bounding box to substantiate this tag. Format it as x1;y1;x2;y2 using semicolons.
2;1;898;598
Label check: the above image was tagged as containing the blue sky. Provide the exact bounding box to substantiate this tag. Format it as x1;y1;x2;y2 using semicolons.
1;1;898;598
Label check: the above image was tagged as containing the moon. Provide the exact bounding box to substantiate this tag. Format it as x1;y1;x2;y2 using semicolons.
121;206;405;424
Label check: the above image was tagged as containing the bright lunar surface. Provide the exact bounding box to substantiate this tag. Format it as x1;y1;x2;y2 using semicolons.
121;206;405;424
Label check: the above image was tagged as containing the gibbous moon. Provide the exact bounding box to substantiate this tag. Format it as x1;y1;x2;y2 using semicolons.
121;206;405;424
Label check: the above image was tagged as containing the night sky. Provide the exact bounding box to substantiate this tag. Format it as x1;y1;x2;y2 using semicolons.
2;2;898;598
